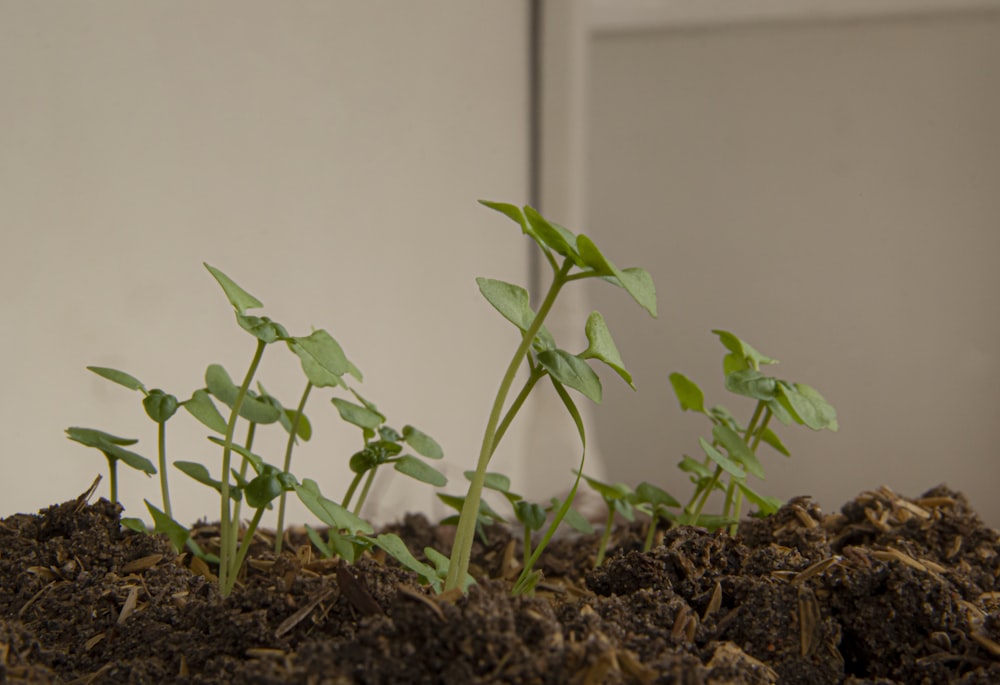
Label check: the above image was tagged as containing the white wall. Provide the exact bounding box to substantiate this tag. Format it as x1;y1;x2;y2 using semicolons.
584;10;1000;522
0;2;532;526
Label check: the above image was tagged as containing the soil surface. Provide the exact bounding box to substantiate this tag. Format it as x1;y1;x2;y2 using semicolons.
2;483;999;684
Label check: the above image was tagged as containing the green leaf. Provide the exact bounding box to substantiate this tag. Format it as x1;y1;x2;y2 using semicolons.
760;426;791;456
479;200;528;234
635;482;680;509
549;498;595;534
204;364;282;424
289;329;352;387
145;500;190;553
183;389;228;434
735;481;783;515
87;366;146;392
174;461;241;501
305;524;335;559
476;278;535;332
581;473;633;503
207;436;264;473
295;479;373;534
575;234;617;277
284;409;312;441
370;533;443;592
777;381;839;431
725;368;778;401
606;267;657;318
106;443;157;475
709;405;741;432
236;314;288;343
712;423;765;479
678;455;713;480
712;330;777;372
204;263;262;315
143;389;179;423
120;517;147;533
669;372;705;413
401;425;443;460
536;349;602;403
65;427;138;448
580;311;633;389
245;468;286;509
699;437;745;478
524;206;582;264
464;470;512;494
393;455;447;487
331;397;385;431
424;546;475;591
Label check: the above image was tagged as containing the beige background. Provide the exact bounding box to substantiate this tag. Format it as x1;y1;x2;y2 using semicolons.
584;8;1000;523
0;2;539;526
2;1;999;530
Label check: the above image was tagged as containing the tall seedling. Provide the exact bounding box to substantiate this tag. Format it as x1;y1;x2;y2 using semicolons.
445;202;657;592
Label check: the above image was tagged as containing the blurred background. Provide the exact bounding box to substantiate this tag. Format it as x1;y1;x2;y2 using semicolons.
2;1;998;528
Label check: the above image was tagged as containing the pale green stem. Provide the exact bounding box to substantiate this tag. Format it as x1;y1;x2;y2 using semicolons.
594;505;615;567
157;421;171;519
107;457;118;505
643;509;659;552
231;505;266;587
445;259;573;591
231;422;257;530
353;468;377;516
342;471;365;510
218;339;267;596
275;381;312;554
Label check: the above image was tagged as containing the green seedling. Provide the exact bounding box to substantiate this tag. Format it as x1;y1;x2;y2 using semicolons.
633;481;680;552
579;472;641;567
333;391;446;516
65;427;155;505
85;367;184;518
670;330;837;533
445;201;656;592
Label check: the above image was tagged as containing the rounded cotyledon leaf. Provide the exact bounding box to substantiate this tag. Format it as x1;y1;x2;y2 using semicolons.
331;397;384;431
183;389;228;434
402;425;443;459
392;454;447;487
288;329;352;388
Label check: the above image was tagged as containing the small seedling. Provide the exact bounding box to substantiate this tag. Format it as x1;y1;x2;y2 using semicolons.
65;427;154;505
633;481;680;552
670;330;837;533
445;201;656;592
579;473;640;567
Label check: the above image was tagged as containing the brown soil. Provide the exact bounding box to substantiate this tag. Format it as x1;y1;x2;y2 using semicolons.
2;484;999;684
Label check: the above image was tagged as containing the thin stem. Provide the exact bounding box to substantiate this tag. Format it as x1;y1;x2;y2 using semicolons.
108;458;118;505
157;421;172;519
522;526;533;568
446;259;573;592
595;506;615;567
231;506;266;588
643;511;659;553
231;422;257;529
218;339;267;597
688;466;723;524
342;471;365;510
353;468;377;516
492;366;545;454
275;381;313;554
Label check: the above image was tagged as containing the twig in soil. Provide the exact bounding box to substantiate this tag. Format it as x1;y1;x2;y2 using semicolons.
275;588;335;638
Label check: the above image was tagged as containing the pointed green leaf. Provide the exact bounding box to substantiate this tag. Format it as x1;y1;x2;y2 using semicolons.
207;436;264;473
182;389;228;434
370;533;442;592
204;364;282;424
393;455;447;487
536;349;602;403
580;311;633;389
549;498;595;534
760;426;790;456
580;473;633;503
575;234;617;277
479;200;528;233
476;278;535;332
712;330;777;371
295;479;373;534
735;481;783;515
331;397;384;430
245;468;285;509
712;423;765;479
284;409;312;441
608;267;657;318
204;263;262;315
777;381;838;431
289;329;351;387
401;425;443;460
725;368;778;401
524;206;582;264
145;500;190;553
424;546;475;591
669;372;705;413
65;427;138;448
699;437;745;478
635;482;680;509
677;455;713;480
87;366;146;392
174;461;241;501
463;470;512;494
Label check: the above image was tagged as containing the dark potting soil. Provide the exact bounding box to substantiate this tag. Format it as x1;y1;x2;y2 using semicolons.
2;484;999;684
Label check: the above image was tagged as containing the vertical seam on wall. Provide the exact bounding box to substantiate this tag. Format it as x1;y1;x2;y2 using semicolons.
528;0;543;307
